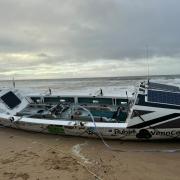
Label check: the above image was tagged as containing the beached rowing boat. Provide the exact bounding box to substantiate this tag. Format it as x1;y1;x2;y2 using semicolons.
0;81;180;140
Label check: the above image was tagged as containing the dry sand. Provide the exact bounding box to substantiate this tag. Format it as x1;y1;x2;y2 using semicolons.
0;127;180;180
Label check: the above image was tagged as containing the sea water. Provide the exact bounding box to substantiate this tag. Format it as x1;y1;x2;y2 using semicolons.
0;75;180;97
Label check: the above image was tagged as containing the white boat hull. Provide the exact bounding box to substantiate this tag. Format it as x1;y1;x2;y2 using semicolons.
1;115;180;140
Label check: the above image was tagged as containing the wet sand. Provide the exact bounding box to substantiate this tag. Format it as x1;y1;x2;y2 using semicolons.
0;127;180;180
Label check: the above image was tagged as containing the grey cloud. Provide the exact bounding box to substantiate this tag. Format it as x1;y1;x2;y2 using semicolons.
0;0;179;58
0;0;180;79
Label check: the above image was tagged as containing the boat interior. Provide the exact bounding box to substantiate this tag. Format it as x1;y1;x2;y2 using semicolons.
16;96;130;123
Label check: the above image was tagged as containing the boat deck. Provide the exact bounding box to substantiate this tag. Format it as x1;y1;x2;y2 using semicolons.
17;99;128;123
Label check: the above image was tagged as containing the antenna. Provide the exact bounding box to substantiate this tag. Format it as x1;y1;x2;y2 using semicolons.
126;91;129;103
146;45;150;83
12;77;16;88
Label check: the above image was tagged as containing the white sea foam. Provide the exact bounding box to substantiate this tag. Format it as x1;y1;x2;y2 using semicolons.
152;78;180;87
71;142;91;164
1;76;180;96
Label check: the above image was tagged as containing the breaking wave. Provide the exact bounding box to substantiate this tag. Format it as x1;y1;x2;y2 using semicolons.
0;75;179;96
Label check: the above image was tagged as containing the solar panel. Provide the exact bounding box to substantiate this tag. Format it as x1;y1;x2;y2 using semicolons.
148;90;180;106
1;91;21;109
148;82;180;92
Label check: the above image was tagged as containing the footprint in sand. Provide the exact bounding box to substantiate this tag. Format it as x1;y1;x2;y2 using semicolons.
3;172;30;180
42;155;80;172
0;150;39;165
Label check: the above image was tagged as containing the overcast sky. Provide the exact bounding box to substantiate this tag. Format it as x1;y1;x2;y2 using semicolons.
0;0;180;79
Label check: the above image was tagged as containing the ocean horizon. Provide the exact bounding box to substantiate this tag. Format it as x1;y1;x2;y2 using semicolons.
1;74;180;81
0;74;180;97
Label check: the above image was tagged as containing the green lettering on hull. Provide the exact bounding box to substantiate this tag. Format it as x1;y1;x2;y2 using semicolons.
47;125;65;134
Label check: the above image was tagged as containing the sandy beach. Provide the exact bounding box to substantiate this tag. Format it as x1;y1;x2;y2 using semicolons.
0;127;180;180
